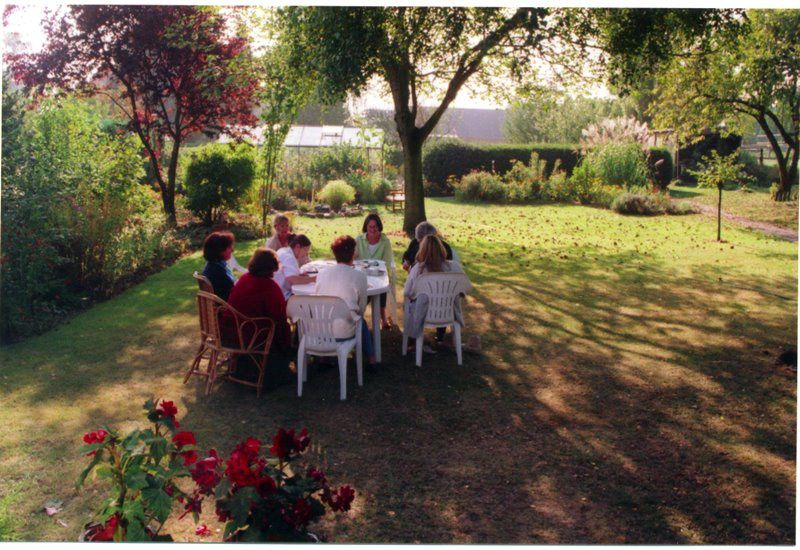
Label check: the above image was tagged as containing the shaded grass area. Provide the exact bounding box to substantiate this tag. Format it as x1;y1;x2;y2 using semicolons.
0;199;796;543
670;184;798;230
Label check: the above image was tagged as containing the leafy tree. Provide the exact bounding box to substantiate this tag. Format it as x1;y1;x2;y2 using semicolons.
689;150;754;241
648;10;798;201
504;90;631;143
277;7;558;234
10;6;259;224
184;143;257;225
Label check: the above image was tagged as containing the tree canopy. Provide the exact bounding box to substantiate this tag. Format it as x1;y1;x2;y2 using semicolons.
10;6;259;223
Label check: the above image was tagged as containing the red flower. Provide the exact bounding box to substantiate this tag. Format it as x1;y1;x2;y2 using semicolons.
82;429;108;456
244;436;260;456
87;514;120;541
156;400;179;427
181;450;199;466
195;524;211;537
324;485;355;512
255;475;276;497
163;485;174;497
307;467;327;485
215;506;232;523
172;431;195;448
269;427;310;460
281;498;313;529
179;493;203;520
191;449;221;495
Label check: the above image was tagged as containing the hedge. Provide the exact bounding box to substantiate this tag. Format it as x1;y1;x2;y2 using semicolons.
422;139;581;189
422;138;673;192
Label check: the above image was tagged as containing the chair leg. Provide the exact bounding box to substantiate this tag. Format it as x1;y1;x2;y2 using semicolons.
255;354;267;399
303;354;309;382
401;331;408;356
415;336;423;367
185;343;205;383
337;347;348;401
453;323;463;366
297;341;305;397
356;331;363;387
205;349;218;396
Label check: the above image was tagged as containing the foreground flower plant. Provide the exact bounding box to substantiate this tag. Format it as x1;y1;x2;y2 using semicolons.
189;427;355;542
77;399;200;541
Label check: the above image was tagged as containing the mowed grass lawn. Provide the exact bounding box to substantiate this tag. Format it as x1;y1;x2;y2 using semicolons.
0;199;796;543
670;184;799;230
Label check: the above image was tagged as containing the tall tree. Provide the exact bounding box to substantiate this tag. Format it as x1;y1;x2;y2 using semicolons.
648;10;798;200
10;6;259;224
277;7;554;234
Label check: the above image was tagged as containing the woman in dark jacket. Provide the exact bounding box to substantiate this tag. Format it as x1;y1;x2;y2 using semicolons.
202;231;236;300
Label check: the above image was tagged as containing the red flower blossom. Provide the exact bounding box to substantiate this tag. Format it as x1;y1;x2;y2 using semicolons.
255;475;276;497
195;524;211;537
172;431;195;448
191;449;221;495
163;485;174;497
87;514;120;541
181;450;199;466
82;429;108;456
269;427;310;460
281;498;312;529
156;400;179;427
215;506;232;523
244;436;260;456
307;467;327;485
324;485;355;512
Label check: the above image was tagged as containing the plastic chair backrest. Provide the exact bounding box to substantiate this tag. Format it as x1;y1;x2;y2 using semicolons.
193;271;214;294
415;272;471;324
287;295;354;350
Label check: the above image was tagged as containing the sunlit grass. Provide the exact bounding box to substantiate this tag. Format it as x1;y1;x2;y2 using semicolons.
670;184;798;230
0;198;795;543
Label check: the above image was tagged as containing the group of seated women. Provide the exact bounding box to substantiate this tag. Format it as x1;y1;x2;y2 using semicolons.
200;212;468;374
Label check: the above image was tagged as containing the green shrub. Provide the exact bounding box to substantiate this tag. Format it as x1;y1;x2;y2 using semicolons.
317;180;356;211
0;95;177;342
307;144;368;182
269;187;297;211
423;138;581;192
575;142;650;190
454;171;505;202
611;192;696;216
345;170;394;203
739;151;780;187
648;147;673;190
184;142;256;224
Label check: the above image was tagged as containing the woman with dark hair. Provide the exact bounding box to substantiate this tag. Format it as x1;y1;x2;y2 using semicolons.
202;231;236;300
354;213;396;328
225;248;291;351
315;235;376;366
275;234;316;300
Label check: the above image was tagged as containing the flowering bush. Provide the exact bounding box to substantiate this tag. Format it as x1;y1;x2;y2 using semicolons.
77;399;201;541
192;428;355;542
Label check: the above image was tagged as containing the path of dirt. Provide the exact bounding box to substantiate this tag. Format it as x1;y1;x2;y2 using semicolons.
687;202;798;242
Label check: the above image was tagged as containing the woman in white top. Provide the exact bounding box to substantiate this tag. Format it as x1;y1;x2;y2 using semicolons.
275;234;316;300
314;235;376;365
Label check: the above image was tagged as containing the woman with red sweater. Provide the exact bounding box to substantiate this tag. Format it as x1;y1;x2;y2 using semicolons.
225;248;291;351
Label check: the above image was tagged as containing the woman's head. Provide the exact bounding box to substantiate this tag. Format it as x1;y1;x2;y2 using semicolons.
416;234;447;272
203;231;235;262
414;221;438;242
288;234;312;258
273;214;290;238
331;235;356;264
248;248;279;278
362;213;383;239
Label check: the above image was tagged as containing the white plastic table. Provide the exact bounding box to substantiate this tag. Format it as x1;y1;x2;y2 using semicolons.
291;260;390;362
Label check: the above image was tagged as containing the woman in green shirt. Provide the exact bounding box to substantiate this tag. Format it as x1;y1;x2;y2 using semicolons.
355;213;396;329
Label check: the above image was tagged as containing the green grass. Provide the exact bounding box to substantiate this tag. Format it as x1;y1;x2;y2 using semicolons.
670;184;798;230
0;199;796;543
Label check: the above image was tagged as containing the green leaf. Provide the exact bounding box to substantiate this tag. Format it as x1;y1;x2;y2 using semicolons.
75;449;104;488
223;520;240;540
124;519;149;542
148;437;168;463
230;487;256;526
215;477;231;499
124;470;149;491
141;487;173;524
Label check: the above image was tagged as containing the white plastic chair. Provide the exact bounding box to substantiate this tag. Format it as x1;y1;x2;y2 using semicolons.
287;295;363;401
402;272;472;367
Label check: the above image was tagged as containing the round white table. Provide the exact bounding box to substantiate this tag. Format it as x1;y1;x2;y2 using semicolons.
291;260;391;362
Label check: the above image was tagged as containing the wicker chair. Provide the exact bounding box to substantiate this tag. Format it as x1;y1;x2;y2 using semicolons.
185;272;220;386
191;291;276;398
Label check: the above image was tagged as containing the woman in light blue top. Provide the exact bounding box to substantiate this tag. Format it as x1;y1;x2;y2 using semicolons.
354;213;396;328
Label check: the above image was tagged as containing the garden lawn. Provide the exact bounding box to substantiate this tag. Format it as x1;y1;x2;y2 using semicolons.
0;199;796;543
670;184;799;230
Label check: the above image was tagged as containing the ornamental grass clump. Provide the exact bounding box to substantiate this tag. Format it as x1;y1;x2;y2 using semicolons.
317;180;356;212
77;399;202;541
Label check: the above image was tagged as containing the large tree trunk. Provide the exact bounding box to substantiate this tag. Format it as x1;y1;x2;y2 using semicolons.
757;115;797;202
401;136;426;236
